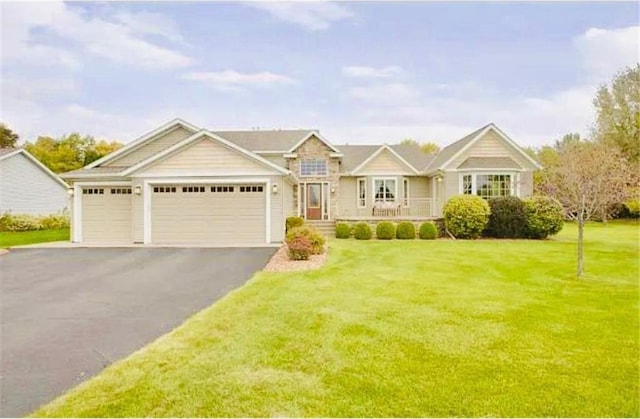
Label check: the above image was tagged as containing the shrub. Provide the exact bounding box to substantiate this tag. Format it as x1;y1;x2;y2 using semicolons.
624;198;640;218
376;221;395;240
353;222;372;240
523;195;564;239
286;236;312;260
40;213;70;230
0;212;70;232
442;195;491;239
484;196;527;238
335;223;351;239
285;225;326;254
396;221;415;239
285;216;304;232
419;222;437;240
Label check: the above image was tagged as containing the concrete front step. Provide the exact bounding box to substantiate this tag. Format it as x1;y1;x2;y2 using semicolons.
306;221;336;237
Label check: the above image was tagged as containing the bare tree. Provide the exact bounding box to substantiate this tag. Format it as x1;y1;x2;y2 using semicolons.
538;140;634;277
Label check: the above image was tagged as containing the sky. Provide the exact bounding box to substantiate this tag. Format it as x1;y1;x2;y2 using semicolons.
1;1;638;148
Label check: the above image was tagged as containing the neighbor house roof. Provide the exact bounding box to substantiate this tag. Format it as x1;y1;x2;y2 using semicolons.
61;166;129;177
457;156;522;169
213;129;316;152
0;147;69;188
0;147;19;158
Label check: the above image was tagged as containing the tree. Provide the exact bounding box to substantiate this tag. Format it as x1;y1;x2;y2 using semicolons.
0;123;19;148
24;133;123;173
593;64;640;163
537;140;633;277
399;138;440;154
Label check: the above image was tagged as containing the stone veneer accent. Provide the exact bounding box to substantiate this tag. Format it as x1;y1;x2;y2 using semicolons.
288;135;340;220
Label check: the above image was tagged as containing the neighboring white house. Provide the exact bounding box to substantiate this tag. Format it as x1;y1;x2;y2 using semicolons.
0;148;69;215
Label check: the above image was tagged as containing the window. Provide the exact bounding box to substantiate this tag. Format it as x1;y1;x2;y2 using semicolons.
153;186;176;193
357;178;366;208
182;186;205;193
403;178;409;207
211;186;235;193
461;173;513;200
300;159;328;177
83;188;104;195
374;179;396;203
239;185;264;193
111;188;132;195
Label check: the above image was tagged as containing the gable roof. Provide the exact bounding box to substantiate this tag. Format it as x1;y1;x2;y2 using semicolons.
213;129;315;152
0;148;69;188
425;123;541;172
337;144;435;173
85;118;200;169
122;130;290;176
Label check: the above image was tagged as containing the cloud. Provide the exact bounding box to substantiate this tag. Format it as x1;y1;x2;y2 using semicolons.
342;65;403;79
249;2;353;31
0;1;192;70
347;83;419;105
575;25;639;82
183;70;297;90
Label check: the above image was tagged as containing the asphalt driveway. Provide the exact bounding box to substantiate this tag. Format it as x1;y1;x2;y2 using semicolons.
0;247;276;417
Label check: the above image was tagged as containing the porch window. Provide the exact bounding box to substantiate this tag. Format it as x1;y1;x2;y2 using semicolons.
300;159;328;177
357;178;366;208
374;178;396;203
461;173;513;199
403;178;409;207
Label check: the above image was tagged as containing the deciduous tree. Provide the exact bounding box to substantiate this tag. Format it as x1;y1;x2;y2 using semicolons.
0;123;19;148
399;138;440;154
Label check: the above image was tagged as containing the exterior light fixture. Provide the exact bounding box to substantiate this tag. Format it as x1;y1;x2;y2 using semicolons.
330;184;336;194
67;187;74;196
134;186;142;195
437;176;443;183
272;183;278;194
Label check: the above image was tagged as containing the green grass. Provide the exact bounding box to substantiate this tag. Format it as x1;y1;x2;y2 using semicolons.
33;222;639;417
0;229;69;248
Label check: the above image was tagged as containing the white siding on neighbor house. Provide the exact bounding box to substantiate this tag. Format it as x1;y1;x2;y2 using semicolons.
358;149;414;174
450;130;531;169
0;153;68;215
105;126;194;167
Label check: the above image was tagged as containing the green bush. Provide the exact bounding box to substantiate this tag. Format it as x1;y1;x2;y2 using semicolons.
419;222;437;240
0;212;71;232
286;236;312;260
396;221;415;239
40;213;71;230
285;216;304;232
484;196;527;238
624;198;640;218
523;195;564;239
335;223;351;239
442;195;491;239
376;222;395;240
353;222;372;240
285;225;326;254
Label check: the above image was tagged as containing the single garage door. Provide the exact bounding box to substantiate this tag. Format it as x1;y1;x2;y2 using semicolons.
151;184;266;245
81;186;132;243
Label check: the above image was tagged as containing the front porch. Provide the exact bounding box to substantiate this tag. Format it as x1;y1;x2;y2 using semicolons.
336;198;439;220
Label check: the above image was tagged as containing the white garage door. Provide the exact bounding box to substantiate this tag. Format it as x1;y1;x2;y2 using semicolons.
151;184;266;245
81;186;132;243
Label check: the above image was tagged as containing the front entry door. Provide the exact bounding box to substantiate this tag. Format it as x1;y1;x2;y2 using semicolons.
306;183;322;220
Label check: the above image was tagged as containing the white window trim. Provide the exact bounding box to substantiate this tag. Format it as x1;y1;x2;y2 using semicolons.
299;159;328;178
357;177;366;208
72;181;132;243
143;177;271;245
458;172;517;198
372;177;398;205
403;178;410;208
297;181;331;220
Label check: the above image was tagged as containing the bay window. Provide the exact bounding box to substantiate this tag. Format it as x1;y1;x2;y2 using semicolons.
403;178;409;207
374;178;396;203
461;173;515;199
357;178;366;208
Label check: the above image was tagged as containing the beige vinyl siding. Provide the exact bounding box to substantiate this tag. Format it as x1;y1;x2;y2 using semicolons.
151;184;266;245
132;179;144;243
105;127;193;167
270;176;285;243
140;138;274;176
338;177;358;217
441;171;458;212
519;171;534;197
409;177;430;199
81;187;132;243
450;130;532;169
358;149;413;174
261;154;287;169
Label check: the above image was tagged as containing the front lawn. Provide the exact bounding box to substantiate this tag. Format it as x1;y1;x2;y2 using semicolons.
33;222;639;417
0;229;69;248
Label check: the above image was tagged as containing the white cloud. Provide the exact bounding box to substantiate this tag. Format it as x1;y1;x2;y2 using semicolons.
0;1;192;70
575;25;639;82
342;65;403;79
113;10;185;44
249;2;352;31
347;83;418;105
183;70;297;90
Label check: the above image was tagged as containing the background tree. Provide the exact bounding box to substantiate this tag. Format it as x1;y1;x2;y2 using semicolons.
593;64;640;163
537;140;633;277
399;138;441;154
0;123;19;148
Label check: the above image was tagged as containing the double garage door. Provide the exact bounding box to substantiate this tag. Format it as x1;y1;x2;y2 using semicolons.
80;183;266;245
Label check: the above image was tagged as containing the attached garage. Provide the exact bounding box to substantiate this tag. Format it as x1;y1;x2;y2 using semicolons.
80;186;132;243
149;183;267;245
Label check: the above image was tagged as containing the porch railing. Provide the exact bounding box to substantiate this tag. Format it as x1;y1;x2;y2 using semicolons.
339;198;437;219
